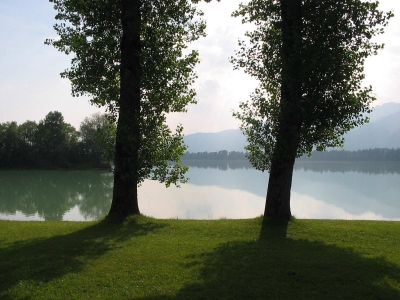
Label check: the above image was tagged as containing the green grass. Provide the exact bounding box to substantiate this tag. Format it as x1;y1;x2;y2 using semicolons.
0;216;399;299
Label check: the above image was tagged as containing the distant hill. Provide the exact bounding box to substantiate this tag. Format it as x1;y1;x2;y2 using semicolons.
184;102;400;152
368;102;400;122
183;129;246;153
339;103;400;150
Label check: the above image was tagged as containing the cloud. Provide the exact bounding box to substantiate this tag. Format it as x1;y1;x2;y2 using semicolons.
138;181;264;219
167;78;242;134
363;0;400;105
291;193;400;221
166;0;258;134
137;180;400;221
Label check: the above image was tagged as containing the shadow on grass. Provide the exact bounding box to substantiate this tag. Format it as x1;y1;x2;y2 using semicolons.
0;217;167;299
139;220;400;300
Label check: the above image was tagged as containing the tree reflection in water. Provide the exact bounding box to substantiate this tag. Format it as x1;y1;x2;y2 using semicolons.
0;170;113;221
1;161;400;221
183;160;400;174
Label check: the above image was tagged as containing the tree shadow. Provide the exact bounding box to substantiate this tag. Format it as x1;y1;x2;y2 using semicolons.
137;220;400;300
0;217;167;299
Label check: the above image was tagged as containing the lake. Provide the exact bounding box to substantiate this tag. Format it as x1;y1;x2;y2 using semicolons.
0;161;399;221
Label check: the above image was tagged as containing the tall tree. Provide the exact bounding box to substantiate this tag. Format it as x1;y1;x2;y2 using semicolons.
47;0;217;218
231;0;393;220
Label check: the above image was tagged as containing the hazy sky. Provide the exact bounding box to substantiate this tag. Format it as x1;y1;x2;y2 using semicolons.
1;0;399;134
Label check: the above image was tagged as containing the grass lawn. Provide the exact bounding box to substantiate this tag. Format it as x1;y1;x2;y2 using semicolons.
0;216;399;299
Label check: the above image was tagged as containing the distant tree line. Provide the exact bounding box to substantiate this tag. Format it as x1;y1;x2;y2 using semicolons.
3;113;400;170
183;148;400;162
182;150;248;161
298;148;400;162
295;161;400;175
0;111;115;169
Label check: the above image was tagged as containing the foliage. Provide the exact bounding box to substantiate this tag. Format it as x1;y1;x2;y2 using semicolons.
45;0;217;187
35;111;79;166
0;122;19;168
0;111;114;169
79;113;116;165
298;148;400;162
46;0;216;115
231;0;393;171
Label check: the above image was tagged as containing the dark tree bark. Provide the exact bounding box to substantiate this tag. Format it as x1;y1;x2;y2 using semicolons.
109;0;141;218
264;0;302;221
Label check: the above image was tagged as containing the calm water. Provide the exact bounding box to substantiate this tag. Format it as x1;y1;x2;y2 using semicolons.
0;161;399;221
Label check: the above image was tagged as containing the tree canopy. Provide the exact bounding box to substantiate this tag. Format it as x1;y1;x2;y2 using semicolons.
46;0;206;184
232;0;393;171
79;113;116;166
0;111;115;169
46;0;219;217
231;0;393;220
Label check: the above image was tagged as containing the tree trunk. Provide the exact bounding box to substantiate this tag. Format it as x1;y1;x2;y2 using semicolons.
263;0;302;221
109;0;141;218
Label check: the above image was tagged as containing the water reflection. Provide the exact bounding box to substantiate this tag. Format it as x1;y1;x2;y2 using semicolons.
184;160;400;174
291;192;394;220
140;161;400;220
294;161;400;174
0;170;113;221
139;181;264;220
0;161;399;221
183;160;253;170
291;168;400;220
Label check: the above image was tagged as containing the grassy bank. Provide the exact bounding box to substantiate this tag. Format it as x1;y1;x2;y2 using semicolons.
0;217;399;299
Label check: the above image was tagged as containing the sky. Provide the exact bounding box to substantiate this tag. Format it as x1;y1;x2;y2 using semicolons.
1;0;399;135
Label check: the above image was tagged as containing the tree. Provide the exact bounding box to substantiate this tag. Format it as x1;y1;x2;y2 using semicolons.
79;113;116;166
231;0;393;220
47;0;218;218
18;120;39;167
36;111;79;167
0;122;19;168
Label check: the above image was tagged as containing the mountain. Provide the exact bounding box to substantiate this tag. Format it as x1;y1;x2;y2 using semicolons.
184;102;400;152
372;111;400;133
183;129;246;153
339;103;400;150
368;102;400;122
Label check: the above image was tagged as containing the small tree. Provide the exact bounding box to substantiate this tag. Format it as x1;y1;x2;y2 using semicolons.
79;113;116;166
47;0;217;218
36;111;78;167
0;122;19;168
18;121;39;167
231;0;393;220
